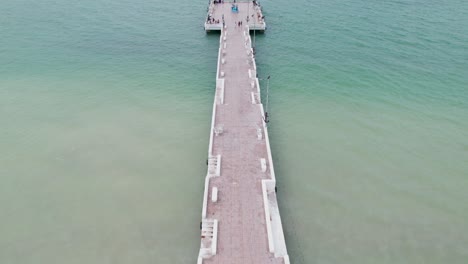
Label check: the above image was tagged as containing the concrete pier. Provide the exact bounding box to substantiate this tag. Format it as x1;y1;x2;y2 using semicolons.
198;1;289;264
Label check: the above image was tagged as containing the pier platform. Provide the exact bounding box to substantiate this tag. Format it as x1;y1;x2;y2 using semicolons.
198;1;289;264
205;1;266;31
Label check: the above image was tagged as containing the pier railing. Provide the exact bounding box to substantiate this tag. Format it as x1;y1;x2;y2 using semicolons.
198;28;225;264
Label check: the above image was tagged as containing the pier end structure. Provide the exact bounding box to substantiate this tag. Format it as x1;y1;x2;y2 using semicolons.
205;1;266;32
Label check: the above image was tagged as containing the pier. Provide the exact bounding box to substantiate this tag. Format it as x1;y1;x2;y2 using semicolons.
198;1;289;264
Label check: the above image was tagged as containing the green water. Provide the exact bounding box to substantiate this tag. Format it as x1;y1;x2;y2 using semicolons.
1;0;467;263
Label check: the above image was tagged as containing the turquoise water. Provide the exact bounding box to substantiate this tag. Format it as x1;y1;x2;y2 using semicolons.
1;0;467;263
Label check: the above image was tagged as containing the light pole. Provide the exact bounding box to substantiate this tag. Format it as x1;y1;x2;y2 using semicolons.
253;16;256;53
264;75;271;124
247;0;250;25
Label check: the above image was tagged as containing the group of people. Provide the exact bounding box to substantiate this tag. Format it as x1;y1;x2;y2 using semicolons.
208;0;265;26
257;12;265;21
206;15;220;24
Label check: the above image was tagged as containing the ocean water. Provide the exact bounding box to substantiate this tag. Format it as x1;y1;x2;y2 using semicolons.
1;0;467;263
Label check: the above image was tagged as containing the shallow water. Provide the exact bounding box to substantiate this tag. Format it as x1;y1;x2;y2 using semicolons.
1;0;467;263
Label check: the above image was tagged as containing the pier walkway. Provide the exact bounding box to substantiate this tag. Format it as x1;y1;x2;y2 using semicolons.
198;1;289;264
